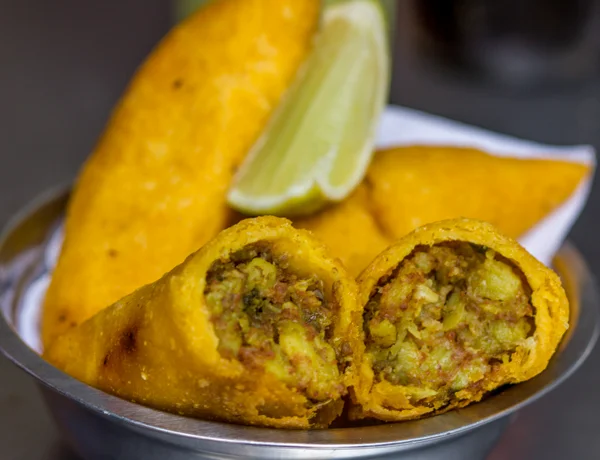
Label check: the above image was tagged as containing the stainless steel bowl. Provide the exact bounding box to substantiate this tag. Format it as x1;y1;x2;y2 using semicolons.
0;188;598;460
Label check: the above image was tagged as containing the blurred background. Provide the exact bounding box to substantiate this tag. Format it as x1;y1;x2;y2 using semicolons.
1;1;599;458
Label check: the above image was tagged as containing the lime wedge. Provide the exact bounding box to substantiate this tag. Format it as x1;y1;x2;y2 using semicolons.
227;0;390;216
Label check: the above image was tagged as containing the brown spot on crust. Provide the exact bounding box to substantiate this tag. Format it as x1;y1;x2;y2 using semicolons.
107;249;118;258
58;313;67;323
120;327;138;354
173;78;183;89
98;325;142;383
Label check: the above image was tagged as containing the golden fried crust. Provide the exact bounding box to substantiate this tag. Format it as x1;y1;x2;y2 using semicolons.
293;146;588;278
352;218;569;421
295;185;392;277
42;0;320;348
44;216;363;429
367;146;590;240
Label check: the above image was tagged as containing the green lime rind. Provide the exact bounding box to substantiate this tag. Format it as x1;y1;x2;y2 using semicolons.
227;0;390;217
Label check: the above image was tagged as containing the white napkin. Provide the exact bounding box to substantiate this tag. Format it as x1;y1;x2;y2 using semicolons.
376;105;596;266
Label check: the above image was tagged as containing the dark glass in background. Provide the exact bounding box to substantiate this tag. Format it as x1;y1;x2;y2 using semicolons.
413;0;600;88
392;1;600;151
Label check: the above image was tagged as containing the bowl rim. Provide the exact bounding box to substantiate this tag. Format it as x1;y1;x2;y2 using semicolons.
0;186;598;450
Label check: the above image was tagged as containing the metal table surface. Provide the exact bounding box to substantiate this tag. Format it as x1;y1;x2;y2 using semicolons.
0;2;599;459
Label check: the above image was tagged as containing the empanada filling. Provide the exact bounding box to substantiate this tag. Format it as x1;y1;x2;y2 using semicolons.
205;241;343;404
365;242;534;408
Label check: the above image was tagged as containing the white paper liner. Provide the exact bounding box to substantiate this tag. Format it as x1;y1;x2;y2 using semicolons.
18;105;595;353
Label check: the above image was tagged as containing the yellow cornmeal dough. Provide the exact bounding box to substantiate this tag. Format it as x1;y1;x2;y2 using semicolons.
294;146;589;277
295;184;393;277
44;217;363;429
367;145;590;240
42;0;320;348
351;218;569;421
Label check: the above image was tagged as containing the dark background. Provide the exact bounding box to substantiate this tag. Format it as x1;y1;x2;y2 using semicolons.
1;1;599;458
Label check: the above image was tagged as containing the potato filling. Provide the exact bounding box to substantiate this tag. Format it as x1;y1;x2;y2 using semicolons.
205;242;342;403
365;242;534;407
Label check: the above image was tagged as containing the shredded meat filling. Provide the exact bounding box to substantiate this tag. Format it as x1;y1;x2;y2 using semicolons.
204;241;342;403
365;242;534;407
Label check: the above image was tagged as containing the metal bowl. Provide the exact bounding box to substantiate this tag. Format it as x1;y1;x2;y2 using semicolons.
0;188;598;460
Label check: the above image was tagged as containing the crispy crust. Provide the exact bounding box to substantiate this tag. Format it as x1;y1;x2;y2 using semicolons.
351;218;569;421
41;0;320;349
295;185;392;277
44;217;363;429
367;146;590;241
294;146;589;278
